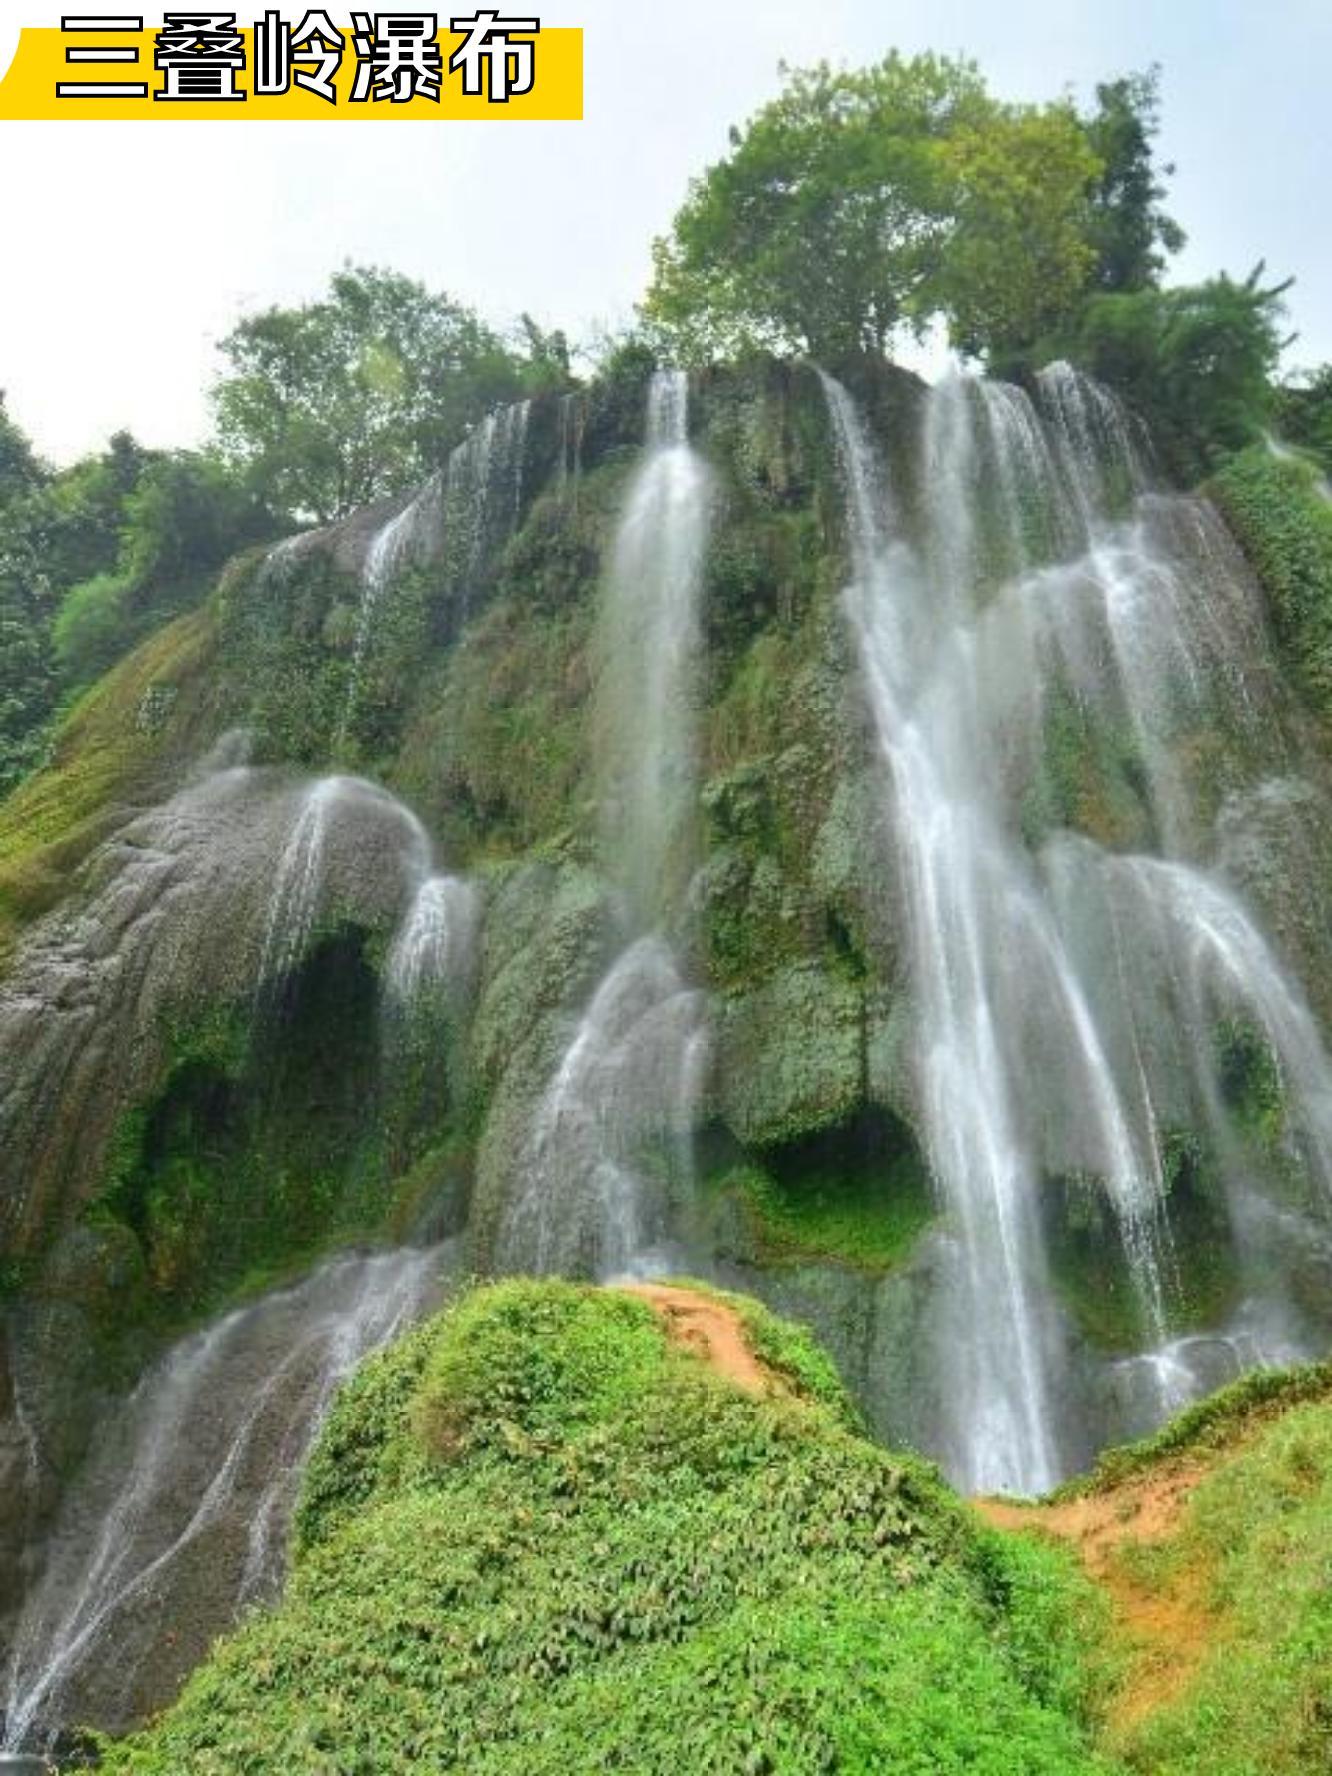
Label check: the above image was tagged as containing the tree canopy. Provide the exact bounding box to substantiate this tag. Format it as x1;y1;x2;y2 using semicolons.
643;54;1186;367
213;265;543;523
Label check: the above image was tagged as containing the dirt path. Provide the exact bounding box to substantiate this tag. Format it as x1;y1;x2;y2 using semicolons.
975;1460;1218;1731
618;1283;776;1397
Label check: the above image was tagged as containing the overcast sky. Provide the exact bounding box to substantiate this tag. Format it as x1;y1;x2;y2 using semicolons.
0;0;1327;463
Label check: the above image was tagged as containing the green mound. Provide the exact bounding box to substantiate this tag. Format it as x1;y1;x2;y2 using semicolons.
1056;1358;1332;1498
99;1281;1114;1774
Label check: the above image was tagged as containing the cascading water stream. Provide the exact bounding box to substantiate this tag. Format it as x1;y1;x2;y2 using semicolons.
338;398;532;739
386;872;480;1015
0;743;479;1748
254;773;432;1017
821;365;1332;1492
496;372;712;1280
2;1244;455;1753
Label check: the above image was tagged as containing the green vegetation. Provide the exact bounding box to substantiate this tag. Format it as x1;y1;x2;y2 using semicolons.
1276;363;1332;474
0;604;218;973
706;1114;935;1274
1049;268;1291;479
214;264;569;523
1211;445;1332;722
1113;1395;1332;1774
52;451;274;692
0;400;272;796
644;53;1105;365
1059;1358;1332;1498
100;1281;1116;1775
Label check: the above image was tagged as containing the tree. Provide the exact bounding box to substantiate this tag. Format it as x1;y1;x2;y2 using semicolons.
213;265;534;522
0;400;56;791
644;54;1117;367
937;104;1100;360
54;450;275;690
643;54;992;362
1083;70;1185;294
1064;266;1292;478
1275;365;1332;473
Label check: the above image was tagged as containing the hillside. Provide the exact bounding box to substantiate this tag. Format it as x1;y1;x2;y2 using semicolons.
94;1280;1118;1775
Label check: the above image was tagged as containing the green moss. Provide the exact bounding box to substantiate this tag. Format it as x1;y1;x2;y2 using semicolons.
1045;1136;1240;1356
101;1282;1117;1775
0;606;219;973
89;928;420;1329
1022;686;1153;854
708;1118;934;1277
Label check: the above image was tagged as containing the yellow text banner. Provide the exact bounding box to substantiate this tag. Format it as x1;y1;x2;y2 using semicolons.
0;24;582;120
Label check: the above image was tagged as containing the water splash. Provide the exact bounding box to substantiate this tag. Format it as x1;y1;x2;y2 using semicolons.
2;1245;453;1751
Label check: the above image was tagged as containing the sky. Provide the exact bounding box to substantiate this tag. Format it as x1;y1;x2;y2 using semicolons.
0;0;1328;463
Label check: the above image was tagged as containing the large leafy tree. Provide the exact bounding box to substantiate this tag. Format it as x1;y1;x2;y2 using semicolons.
938;104;1100;359
644;54;991;361
644;57;1201;369
214;265;533;522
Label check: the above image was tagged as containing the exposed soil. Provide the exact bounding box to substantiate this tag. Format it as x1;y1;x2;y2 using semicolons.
975;1458;1218;1732
618;1283;777;1397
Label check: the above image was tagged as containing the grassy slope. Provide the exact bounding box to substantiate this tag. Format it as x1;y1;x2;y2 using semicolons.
983;1363;1332;1775
99;1282;1115;1775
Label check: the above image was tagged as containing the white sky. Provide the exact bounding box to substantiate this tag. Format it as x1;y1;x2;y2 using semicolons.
0;0;1328;463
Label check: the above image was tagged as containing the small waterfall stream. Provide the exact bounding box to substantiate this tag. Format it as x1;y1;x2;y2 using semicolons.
340;398;533;739
822;366;1332;1492
2;1244;455;1753
497;371;713;1279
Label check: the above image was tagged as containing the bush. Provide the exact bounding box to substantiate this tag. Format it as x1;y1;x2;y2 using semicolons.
51;571;132;688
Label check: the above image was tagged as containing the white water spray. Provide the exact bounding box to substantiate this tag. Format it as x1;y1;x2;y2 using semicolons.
822;365;1332;1491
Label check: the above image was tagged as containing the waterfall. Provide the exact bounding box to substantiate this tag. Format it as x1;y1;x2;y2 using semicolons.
497;371;712;1279
339;399;533;739
2;1244;454;1752
340;473;446;739
821;365;1332;1493
441;399;531;622
386;873;480;1017
254;773;431;1016
597;370;713;924
498;935;709;1278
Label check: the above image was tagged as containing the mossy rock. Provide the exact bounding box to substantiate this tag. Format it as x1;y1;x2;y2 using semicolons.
713;960;866;1148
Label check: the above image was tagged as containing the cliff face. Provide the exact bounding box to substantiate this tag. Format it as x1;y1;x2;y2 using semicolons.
0;369;930;1274
4;355;1332;1696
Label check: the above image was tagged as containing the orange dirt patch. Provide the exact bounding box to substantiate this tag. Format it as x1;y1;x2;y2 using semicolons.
975;1459;1219;1733
618;1283;777;1397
